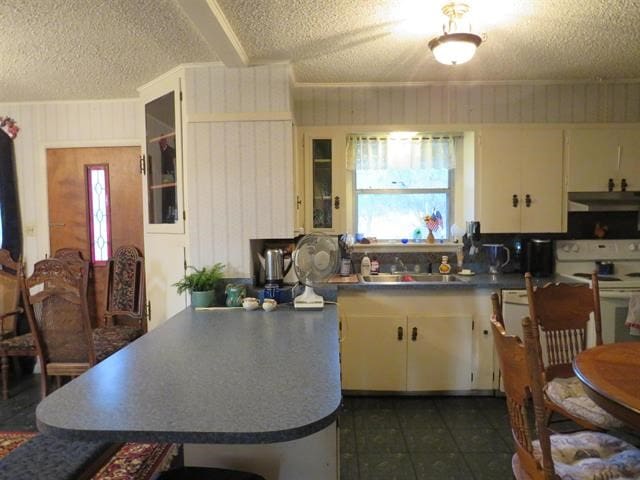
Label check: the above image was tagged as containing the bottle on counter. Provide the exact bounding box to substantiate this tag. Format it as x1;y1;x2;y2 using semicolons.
439;255;451;274
370;256;380;275
360;252;371;276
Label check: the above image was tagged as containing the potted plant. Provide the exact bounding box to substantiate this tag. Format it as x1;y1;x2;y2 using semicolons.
173;263;225;308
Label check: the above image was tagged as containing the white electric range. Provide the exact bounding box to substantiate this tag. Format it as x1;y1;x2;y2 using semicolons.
555;239;640;342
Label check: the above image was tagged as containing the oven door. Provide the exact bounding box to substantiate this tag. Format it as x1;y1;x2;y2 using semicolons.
599;290;640;343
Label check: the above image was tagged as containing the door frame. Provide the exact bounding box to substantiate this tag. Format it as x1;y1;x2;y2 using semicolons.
34;139;142;270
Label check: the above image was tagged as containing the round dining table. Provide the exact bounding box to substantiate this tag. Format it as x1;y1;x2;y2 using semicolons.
573;342;640;431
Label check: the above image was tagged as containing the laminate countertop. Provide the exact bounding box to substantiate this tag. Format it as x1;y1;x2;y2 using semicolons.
36;305;342;444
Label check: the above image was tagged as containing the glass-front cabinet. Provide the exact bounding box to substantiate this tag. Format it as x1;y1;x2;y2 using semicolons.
303;131;347;234
142;80;184;234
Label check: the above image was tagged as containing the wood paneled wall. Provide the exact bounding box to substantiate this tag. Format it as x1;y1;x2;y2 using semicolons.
294;82;640;126
183;64;294;277
0;100;141;269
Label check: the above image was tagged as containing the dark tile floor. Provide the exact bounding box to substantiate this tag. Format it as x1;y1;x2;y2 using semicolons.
0;374;516;479
340;395;515;480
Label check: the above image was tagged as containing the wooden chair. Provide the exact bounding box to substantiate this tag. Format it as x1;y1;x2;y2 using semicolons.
103;245;147;334
20;258;127;398
491;292;504;326
525;271;622;431
491;316;640;479
0;249;21;340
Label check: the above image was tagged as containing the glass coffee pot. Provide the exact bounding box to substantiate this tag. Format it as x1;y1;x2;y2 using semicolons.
484;244;510;274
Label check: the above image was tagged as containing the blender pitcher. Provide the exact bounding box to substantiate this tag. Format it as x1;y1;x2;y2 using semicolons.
484;244;510;274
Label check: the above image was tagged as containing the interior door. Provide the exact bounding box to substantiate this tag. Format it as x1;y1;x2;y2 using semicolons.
47;146;144;326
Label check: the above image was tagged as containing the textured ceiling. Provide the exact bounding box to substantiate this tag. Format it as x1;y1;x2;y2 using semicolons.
1;0;640;103
218;0;640;83
0;0;217;102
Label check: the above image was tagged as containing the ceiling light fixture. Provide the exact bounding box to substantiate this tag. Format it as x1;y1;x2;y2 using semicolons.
428;3;482;66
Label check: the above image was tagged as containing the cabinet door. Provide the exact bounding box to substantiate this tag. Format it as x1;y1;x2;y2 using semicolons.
304;133;345;234
141;78;184;234
618;128;640;191
519;129;564;233
566;129;619;192
407;315;473;391
477;129;523;232
340;314;406;391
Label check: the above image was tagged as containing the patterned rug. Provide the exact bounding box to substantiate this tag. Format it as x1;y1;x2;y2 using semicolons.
0;431;177;479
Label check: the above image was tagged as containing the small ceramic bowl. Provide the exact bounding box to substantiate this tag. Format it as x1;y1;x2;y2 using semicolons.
262;299;277;312
242;297;259;311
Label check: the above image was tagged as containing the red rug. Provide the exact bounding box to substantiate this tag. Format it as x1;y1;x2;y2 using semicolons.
0;431;177;479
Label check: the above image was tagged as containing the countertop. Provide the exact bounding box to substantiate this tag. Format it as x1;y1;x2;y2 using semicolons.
36;305;342;444
333;273;580;290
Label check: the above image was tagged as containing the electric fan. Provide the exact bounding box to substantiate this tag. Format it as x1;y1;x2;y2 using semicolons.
292;233;339;309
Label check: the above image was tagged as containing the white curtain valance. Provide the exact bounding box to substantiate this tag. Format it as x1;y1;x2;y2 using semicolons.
346;134;457;170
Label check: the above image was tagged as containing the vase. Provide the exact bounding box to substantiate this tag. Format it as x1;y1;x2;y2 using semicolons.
427;229;435;244
191;290;215;308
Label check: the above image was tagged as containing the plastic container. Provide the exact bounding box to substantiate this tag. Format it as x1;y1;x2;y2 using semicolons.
370;256;380;275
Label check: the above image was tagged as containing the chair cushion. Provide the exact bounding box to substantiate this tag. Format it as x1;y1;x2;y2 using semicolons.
545;376;624;429
93;326;142;362
533;431;640;479
0;332;35;354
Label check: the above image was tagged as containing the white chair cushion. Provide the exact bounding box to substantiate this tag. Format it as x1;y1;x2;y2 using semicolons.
545;377;624;429
533;431;640;479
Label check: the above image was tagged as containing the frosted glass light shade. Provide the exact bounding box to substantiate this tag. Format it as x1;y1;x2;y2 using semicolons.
429;32;482;65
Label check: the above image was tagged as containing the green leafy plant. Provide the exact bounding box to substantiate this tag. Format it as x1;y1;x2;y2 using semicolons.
173;263;226;294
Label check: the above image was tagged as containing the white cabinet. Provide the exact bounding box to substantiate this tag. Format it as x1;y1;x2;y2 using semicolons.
340;314;406;391
339;289;492;392
140;74;187;329
567;127;640;192
477;127;564;233
407;315;473;391
300;128;348;234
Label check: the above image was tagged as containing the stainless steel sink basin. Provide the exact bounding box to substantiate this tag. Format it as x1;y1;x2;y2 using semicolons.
359;273;467;284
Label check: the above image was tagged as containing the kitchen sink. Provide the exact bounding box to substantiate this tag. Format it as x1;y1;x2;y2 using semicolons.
359;273;467;284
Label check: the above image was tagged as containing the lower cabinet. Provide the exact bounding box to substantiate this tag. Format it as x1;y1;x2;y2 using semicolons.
339;289;494;393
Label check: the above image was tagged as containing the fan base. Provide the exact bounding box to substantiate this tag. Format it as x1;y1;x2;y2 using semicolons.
294;298;324;309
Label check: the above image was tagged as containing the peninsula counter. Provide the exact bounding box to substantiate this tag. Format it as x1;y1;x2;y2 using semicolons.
36;305;342;479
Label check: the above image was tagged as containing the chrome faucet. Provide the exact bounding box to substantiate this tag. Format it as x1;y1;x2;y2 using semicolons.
393;256;407;273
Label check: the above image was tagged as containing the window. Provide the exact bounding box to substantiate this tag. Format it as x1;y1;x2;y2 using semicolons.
349;133;457;241
86;165;112;264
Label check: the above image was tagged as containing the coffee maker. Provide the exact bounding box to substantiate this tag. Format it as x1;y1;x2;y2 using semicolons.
258;248;292;286
526;239;554;277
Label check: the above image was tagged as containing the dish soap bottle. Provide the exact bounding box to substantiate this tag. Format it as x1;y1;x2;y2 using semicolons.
360;252;371;276
439;255;451;274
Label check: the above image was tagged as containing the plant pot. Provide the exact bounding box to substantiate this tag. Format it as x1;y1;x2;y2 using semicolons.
190;290;215;308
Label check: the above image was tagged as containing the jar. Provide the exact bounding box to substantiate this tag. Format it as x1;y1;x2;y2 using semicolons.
439;256;451;274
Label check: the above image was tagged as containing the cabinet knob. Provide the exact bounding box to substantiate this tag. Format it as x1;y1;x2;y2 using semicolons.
483;329;489;335
608;178;615;192
296;195;302;209
334;196;340;209
397;326;403;341
512;194;519;208
525;194;531;208
621;178;628;192
411;327;418;341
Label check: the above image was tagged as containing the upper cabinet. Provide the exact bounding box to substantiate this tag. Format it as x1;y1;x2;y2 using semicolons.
301;128;347;234
141;77;184;234
477;127;564;233
566;127;640;192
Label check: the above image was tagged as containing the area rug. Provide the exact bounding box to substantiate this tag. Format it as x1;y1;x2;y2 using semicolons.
0;431;177;479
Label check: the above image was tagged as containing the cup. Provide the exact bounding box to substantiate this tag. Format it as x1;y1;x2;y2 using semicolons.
242;297;259;311
262;298;277;312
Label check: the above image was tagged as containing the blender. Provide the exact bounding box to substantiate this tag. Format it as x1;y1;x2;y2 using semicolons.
484;244;510;274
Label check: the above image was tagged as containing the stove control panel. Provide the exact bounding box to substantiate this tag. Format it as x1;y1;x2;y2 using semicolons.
556;240;640;262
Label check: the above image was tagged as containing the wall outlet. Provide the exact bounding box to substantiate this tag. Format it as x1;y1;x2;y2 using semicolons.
24;225;36;236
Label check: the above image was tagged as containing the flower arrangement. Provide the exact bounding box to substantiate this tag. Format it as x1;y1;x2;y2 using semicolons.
424;210;443;243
